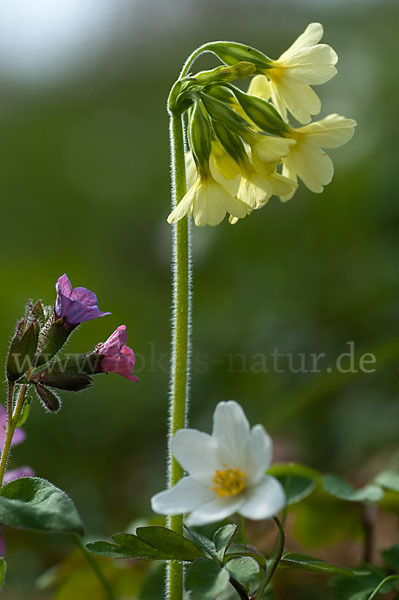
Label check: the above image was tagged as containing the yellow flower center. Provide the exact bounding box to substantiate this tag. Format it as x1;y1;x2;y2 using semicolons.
211;465;247;498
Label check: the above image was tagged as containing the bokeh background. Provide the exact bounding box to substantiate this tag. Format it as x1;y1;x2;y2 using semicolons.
0;0;397;597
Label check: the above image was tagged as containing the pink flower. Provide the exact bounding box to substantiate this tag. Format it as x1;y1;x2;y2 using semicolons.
97;326;138;382
55;274;111;327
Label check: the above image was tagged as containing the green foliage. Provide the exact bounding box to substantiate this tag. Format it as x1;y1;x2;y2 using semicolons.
330;569;398;600
213;524;237;561
374;469;399;492
225;556;260;582
382;544;399;571
268;463;318;505
280;553;355;577
322;475;384;503
15;398;31;427
87;526;204;561
0;477;83;535
185;558;230;600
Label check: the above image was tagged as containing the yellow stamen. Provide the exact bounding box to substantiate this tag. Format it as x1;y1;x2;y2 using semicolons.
211;465;247;498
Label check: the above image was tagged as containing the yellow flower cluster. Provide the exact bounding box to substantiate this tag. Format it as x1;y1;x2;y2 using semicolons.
168;23;356;227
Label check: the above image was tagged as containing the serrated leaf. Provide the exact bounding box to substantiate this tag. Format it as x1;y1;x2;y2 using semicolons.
281;553;355;577
323;475;384;503
0;557;6;590
185;558;230;599
184;527;217;560
213;524;237;560
226;556;260;583
136;526;204;560
0;477;83;535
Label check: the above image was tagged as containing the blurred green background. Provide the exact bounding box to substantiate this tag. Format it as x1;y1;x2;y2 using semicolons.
0;0;397;597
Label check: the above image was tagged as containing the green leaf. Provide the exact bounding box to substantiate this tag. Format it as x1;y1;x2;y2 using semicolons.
213;524;237;560
225;544;266;569
0;557;6;591
185;527;218;560
268;463;318;506
330;570;397;600
15;399;31;428
0;477;83;535
323;475;384;503
280;553;355;577
87;527;204;561
185;558;230;599
136;526;204;560
374;469;399;492
226;556;260;583
382;544;399;571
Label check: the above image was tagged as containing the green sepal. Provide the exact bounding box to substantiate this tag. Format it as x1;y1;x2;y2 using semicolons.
188;100;212;168
35;318;73;366
15;397;31;427
199;92;252;135
31;300;46;325
45;353;103;375
205;41;272;71
194;61;255;87
229;85;289;135
32;370;93;392
7;319;40;381
34;384;61;413
212;119;247;166
0;477;84;535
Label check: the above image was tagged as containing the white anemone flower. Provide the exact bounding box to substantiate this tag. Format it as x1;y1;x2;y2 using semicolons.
281;113;357;201
151;401;286;526
255;23;338;125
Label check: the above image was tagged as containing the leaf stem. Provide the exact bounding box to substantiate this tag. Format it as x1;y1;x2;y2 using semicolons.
0;380;29;487
241;516;247;547
366;575;399;600
74;535;115;600
251;517;285;599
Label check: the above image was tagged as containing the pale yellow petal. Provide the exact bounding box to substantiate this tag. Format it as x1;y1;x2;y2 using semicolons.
297;114;357;148
251;134;296;174
271;77;321;124
278;45;338;84
237;174;274;209
280;164;298;202
247;74;272;100
285;142;334;192
280;23;324;58
167;183;196;224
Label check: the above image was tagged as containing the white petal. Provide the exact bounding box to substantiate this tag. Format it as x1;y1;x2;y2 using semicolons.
151;476;214;515
212;401;251;467
243;425;273;485
186;495;244;526
239;476;286;520
247;74;272;100
171;429;220;481
281;23;324;57
297;114;356;148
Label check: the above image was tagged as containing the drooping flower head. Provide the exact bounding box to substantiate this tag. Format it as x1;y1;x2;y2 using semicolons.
280;114;357;200
55;274;111;328
152;401;285;525
96;325;138;382
257;23;338;124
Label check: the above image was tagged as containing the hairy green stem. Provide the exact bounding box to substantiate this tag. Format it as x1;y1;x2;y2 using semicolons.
74;535;115;600
0;381;28;487
167;110;190;600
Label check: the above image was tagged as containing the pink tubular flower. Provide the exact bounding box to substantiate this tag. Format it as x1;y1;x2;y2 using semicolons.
97;326;138;382
55;274;111;327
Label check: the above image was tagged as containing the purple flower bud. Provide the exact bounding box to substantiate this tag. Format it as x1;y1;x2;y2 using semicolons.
3;466;35;485
97;325;138;382
55;274;111;328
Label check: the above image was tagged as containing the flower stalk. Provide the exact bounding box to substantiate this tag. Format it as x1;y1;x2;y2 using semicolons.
0;379;30;487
